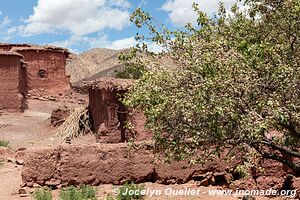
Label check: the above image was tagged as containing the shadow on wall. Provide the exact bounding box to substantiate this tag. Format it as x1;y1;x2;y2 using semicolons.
87;78;152;143
20;61;28;111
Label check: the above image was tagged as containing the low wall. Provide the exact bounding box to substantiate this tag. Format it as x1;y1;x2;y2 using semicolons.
19;143;298;193
19;143;240;187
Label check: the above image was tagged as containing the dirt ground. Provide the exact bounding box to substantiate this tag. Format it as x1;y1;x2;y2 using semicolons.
0;98;294;200
0;97;90;149
0;161;287;200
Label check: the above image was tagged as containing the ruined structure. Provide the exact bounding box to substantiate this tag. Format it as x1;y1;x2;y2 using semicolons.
0;51;27;111
11;46;71;93
88;78;150;143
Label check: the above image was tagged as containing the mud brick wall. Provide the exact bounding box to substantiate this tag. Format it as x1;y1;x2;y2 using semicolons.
19;144;299;194
0;55;26;111
14;50;70;93
89;87;119;134
89;84;151;143
19;144;240;187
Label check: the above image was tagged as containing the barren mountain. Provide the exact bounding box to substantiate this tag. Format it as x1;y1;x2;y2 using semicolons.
66;48;126;83
66;47;178;86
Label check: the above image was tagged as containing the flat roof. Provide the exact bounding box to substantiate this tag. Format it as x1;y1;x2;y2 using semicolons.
0;51;24;58
10;45;70;55
0;43;32;47
88;77;133;91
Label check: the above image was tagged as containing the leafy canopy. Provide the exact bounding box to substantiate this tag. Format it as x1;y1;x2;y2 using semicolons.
121;0;300;174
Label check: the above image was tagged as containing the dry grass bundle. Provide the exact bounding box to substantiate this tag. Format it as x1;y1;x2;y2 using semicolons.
56;106;92;140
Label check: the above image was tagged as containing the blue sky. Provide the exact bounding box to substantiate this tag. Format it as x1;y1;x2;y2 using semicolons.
0;0;237;53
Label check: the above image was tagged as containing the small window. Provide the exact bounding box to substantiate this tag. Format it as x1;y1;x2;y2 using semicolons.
37;69;47;79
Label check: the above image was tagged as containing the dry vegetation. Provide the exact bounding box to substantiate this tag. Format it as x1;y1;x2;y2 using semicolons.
56;106;92;139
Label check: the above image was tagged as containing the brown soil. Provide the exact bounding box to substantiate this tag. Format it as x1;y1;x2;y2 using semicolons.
0;91;88;149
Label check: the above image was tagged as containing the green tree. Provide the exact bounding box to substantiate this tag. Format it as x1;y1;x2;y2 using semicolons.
121;0;300;174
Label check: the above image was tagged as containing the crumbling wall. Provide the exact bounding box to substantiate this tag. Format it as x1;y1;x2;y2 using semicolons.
13;50;70;93
0;54;27;111
88;79;151;143
19;144;299;193
19;144;240;187
89;87;119;139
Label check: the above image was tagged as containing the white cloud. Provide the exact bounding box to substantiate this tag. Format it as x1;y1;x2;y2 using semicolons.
147;42;164;53
161;0;237;26
52;34;163;53
0;16;11;32
108;37;137;49
7;26;17;34
19;0;131;36
50;34;132;53
138;0;148;8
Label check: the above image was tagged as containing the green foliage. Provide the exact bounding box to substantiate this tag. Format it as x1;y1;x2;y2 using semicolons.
122;0;300;173
117;182;144;200
0;140;9;147
105;194;115;200
234;164;251;179
115;63;146;79
34;188;52;200
59;185;97;200
117;46;156;80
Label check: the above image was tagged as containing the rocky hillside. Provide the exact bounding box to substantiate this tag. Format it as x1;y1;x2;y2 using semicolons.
66;48;126;83
66;47;177;85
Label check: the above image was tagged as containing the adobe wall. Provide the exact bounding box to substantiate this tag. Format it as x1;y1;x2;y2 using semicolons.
0;55;26;111
89;83;151;143
89;87;118;134
19;144;298;192
19;144;241;187
15;50;70;93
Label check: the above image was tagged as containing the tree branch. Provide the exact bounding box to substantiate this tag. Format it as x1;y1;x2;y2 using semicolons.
252;144;300;175
261;139;300;157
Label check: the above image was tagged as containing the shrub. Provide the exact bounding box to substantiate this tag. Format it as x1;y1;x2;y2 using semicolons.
59;185;97;200
0;140;9;147
34;188;52;200
79;185;97;199
117;182;144;200
105;194;115;200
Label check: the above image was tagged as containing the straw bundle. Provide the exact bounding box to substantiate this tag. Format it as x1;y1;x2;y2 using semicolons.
56;106;92;139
